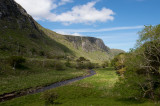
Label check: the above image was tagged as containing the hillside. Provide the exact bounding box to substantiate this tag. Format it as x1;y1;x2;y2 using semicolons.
0;0;124;62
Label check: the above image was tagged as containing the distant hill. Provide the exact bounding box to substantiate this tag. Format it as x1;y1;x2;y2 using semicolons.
0;0;124;62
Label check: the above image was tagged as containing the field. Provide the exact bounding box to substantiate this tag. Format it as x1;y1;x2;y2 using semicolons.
0;68;158;106
0;62;88;95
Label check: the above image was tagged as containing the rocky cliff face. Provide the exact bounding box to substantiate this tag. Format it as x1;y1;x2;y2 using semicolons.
64;35;110;52
0;0;124;60
0;0;38;29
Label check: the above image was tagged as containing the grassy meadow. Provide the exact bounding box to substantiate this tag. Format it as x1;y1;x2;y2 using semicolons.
0;68;158;106
0;58;88;95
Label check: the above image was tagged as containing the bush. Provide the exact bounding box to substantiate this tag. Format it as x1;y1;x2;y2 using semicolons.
65;59;71;68
87;62;95;69
55;61;66;70
8;56;26;69
113;73;145;100
76;57;89;62
114;25;160;101
39;51;45;56
116;67;126;76
42;91;58;105
76;62;86;69
76;61;96;69
101;61;109;68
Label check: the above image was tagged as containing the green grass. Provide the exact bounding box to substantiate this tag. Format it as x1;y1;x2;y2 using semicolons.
0;67;87;95
1;68;159;106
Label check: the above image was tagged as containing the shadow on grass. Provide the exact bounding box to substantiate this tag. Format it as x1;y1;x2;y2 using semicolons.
116;98;146;105
16;65;30;70
99;67;115;71
45;102;62;106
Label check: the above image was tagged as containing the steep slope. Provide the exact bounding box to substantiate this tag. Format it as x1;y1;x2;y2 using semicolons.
0;0;123;62
39;27;112;62
64;35;110;52
0;0;73;58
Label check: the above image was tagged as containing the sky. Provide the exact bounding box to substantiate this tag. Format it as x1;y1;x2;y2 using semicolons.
15;0;160;51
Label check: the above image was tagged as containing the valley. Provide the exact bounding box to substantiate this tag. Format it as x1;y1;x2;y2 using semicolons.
0;0;160;105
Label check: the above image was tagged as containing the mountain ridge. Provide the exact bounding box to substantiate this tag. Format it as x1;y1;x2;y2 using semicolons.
0;0;124;62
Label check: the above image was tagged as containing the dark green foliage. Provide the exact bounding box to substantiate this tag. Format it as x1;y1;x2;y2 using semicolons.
65;61;71;67
54;61;66;70
113;72;145;100
76;57;89;62
101;61;109;68
76;57;88;69
39;51;45;56
42;91;58;105
87;62;96;69
8;56;26;69
114;25;160;101
76;61;96;69
111;53;126;76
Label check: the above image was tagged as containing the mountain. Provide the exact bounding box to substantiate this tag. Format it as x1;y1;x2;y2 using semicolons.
0;0;73;58
64;35;110;52
0;0;124;63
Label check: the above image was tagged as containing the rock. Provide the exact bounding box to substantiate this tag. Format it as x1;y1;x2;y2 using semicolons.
0;0;38;30
64;35;110;52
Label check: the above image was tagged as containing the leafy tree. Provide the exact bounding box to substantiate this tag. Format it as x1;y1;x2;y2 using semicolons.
114;25;160;101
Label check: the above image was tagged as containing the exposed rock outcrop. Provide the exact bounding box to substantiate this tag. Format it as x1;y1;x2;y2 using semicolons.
64;35;110;52
0;0;38;29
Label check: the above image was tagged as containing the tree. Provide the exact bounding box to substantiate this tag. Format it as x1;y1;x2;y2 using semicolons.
114;25;160;101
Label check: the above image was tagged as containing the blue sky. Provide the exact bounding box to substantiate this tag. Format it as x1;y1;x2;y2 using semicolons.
15;0;160;51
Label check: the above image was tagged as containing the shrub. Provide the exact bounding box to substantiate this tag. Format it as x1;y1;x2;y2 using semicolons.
8;56;26;69
114;25;160;101
42;91;58;105
65;58;71;68
76;62;86;69
87;62;95;69
55;61;66;70
76;57;88;62
113;73;145;100
76;61;96;69
116;67;126;76
101;61;109;68
39;51;45;56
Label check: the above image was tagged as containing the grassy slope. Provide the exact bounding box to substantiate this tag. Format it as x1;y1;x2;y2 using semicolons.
0;21;119;63
40;28;110;63
0;19;73;58
1;68;158;106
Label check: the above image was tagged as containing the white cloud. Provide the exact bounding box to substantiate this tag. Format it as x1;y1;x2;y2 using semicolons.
54;25;145;33
15;0;57;20
56;31;83;36
15;0;114;25
48;1;114;24
71;33;83;36
58;0;73;6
